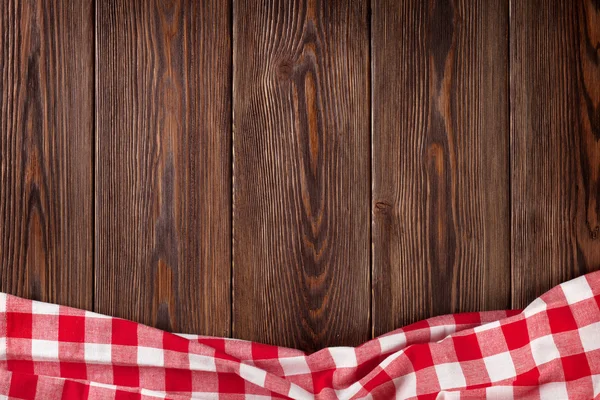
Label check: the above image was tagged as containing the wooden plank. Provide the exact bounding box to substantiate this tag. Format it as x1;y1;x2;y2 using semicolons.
0;0;94;308
511;0;600;307
372;0;511;335
233;0;370;351
95;0;231;335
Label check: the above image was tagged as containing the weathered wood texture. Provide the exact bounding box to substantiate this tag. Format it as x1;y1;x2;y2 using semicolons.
0;0;94;308
95;0;231;335
511;0;600;308
233;0;371;351
372;0;511;335
2;0;599;349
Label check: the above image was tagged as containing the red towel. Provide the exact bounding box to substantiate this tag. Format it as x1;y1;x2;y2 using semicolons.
1;272;599;399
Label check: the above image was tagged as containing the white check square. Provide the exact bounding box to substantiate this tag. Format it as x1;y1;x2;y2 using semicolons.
485;386;514;400
474;320;501;333
393;372;416;398
328;347;357;368
189;353;217;372
561;276;594;305
442;392;461;399
378;332;406;353
530;335;560;366
435;362;466;390
484;352;516;382
240;363;267;386
430;325;456;342
335;382;363;399
579;322;600;352
140;389;166;399
539;382;568;400
85;342;112;363
31;301;60;315
32;339;59;360
84;310;111;319
279;356;310;376
523;298;547;318
0;293;7;313
137;346;164;367
486;386;513;397
593;374;600;397
90;381;117;389
289;383;313;399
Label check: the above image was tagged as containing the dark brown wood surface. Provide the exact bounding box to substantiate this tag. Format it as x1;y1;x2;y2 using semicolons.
371;0;511;335
1;0;599;350
0;0;94;308
233;0;371;351
95;0;231;335
511;0;600;308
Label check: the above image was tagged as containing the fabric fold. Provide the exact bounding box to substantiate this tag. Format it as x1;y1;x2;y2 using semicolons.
1;272;600;399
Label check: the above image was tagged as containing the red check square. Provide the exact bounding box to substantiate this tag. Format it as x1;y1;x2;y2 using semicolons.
165;368;192;392
60;361;87;380
405;344;434;371
454;312;481;325
163;332;189;353
114;389;141;400
7;359;34;375
561;353;591;381
9;372;38;399
112;319;138;346
252;341;279;360
453;334;483;361
6;313;32;339
501;319;530;350
113;365;139;387
59;315;86;343
61;380;90;399
218;372;246;393
547;306;578;334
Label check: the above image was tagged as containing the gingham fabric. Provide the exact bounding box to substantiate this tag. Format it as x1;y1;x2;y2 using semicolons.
1;272;600;399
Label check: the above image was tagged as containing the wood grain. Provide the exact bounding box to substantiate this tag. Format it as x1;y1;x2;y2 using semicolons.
233;0;370;351
95;0;231;335
371;0;511;335
0;0;94;308
511;0;600;307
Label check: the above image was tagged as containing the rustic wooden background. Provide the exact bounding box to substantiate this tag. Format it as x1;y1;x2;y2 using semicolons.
1;0;599;353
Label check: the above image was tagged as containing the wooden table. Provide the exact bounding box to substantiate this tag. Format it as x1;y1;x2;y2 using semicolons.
1;0;598;353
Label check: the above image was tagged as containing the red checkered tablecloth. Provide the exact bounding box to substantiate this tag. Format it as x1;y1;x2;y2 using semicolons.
1;272;600;399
